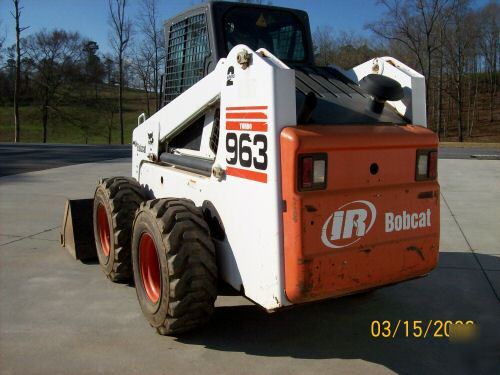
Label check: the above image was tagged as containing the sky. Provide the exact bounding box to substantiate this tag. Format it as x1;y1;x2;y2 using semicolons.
0;0;493;55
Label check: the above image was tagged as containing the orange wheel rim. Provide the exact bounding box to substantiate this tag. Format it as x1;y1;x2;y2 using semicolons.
97;204;111;257
139;232;161;303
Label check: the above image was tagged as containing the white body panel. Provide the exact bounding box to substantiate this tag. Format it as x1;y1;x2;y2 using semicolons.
346;56;427;127
132;46;296;309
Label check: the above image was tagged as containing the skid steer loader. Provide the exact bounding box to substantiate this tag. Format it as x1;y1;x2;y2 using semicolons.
61;1;440;335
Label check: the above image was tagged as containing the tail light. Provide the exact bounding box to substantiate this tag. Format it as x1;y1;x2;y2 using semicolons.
428;151;438;179
416;149;438;181
298;154;327;191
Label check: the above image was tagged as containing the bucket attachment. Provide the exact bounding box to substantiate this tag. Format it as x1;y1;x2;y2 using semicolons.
60;199;97;261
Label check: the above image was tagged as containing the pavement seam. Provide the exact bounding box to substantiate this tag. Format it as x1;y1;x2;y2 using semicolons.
438;265;481;270
0;156;131;178
441;192;500;302
0;226;61;247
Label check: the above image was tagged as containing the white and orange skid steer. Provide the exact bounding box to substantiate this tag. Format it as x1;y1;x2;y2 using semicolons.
61;1;439;335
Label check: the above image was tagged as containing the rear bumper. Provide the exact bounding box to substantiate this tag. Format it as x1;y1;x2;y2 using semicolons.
285;228;439;303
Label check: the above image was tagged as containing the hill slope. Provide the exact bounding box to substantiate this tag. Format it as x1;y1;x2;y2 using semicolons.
0;84;151;144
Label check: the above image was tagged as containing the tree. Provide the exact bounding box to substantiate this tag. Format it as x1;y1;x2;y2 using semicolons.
82;40;105;99
108;0;132;145
0;21;6;56
313;27;387;69
132;43;154;116
102;54;116;84
442;0;476;142
333;32;387;69
313;26;336;66
0;42;14;106
23;29;83;142
478;1;499;122
140;0;164;111
367;0;451;110
11;0;29;143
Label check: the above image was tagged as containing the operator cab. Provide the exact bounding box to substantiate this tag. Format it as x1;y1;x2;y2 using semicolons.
161;1;405;126
161;1;313;106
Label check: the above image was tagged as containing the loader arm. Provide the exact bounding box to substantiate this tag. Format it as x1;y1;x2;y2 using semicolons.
132;59;225;178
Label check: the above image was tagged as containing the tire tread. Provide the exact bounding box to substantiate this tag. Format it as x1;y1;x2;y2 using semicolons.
95;176;145;282
137;198;217;335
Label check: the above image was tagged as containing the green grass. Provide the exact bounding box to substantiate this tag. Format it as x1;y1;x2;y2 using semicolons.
0;84;151;144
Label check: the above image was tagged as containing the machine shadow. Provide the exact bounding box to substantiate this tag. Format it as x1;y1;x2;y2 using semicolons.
177;252;500;375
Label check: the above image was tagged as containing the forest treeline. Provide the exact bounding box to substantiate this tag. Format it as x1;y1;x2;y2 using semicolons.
315;0;499;142
0;0;498;144
1;0;163;143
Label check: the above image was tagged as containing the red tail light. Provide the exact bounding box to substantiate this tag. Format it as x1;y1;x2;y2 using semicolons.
298;154;327;191
416;149;438;181
428;151;437;179
301;157;313;189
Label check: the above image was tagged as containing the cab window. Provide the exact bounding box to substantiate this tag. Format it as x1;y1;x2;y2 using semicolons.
223;7;306;62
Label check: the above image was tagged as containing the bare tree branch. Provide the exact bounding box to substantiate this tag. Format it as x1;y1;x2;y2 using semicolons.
108;0;132;144
11;0;29;142
139;0;164;111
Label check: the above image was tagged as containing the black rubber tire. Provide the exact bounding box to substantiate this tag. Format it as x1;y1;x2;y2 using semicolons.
93;176;146;282
132;198;217;335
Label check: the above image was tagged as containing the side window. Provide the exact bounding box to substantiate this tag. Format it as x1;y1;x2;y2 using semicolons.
223;8;306;62
168;109;219;159
271;25;305;61
209;109;220;154
164;13;210;105
169;116;205;151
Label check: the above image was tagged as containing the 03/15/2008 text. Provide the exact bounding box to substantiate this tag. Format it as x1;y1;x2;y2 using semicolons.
370;320;477;339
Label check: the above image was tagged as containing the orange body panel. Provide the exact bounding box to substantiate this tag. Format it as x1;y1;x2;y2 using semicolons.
280;125;440;304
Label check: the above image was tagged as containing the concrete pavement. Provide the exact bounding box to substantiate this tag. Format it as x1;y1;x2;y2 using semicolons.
0;158;499;374
439;147;500;160
1;142;499;177
0;143;131;177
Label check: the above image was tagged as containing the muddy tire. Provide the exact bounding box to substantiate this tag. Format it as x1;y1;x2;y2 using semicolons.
132;198;217;335
93;177;146;282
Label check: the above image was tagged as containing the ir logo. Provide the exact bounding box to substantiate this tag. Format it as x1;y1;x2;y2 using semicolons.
321;200;377;249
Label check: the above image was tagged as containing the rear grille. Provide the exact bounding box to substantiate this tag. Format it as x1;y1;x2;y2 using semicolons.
291;65;406;125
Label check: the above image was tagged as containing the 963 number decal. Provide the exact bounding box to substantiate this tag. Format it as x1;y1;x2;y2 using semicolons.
226;132;268;170
224;105;269;183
